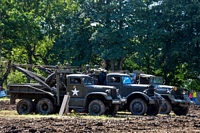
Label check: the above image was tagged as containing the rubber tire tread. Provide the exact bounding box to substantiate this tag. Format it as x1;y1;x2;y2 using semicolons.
129;98;147;115
36;98;54;115
88;100;106;116
17;99;33;115
159;99;172;114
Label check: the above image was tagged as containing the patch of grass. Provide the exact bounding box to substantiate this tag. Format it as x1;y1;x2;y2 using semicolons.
0;110;63;119
0;110;131;120
0;97;10;100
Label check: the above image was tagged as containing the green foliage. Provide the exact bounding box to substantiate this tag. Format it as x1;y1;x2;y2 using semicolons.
7;71;26;84
0;0;200;90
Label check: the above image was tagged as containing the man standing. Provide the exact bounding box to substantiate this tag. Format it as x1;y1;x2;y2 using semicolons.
189;93;193;101
193;91;197;104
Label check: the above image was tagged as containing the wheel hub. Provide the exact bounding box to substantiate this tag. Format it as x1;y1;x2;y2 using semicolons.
133;102;142;112
42;104;48;111
92;104;100;113
161;103;167;112
21;104;27;111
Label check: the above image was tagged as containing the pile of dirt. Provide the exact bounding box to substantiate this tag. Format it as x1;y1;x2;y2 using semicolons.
1;100;200;133
0;100;16;110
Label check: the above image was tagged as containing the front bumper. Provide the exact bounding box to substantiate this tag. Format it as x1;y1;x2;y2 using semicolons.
112;98;127;104
169;95;194;106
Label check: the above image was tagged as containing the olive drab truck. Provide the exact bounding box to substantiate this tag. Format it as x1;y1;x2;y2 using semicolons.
104;73;165;116
86;67;165;116
8;65;126;116
130;72;193;115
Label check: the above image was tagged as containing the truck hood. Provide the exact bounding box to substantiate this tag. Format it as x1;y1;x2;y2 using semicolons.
153;84;174;89
90;85;116;89
129;84;150;87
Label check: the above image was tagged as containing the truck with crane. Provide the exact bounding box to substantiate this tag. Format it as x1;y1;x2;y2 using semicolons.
8;64;126;116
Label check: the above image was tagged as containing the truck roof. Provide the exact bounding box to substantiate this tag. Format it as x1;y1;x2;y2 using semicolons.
140;74;155;78
107;73;129;76
140;74;163;78
67;74;89;77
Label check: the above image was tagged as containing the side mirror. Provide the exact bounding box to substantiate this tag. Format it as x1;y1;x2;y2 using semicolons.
163;80;165;85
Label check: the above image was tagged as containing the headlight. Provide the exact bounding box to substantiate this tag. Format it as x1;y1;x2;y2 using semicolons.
173;87;177;91
143;89;148;93
105;89;111;94
116;89;119;95
167;88;173;94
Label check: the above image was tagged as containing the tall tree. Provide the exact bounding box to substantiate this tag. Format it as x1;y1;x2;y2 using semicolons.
152;0;200;85
78;0;135;70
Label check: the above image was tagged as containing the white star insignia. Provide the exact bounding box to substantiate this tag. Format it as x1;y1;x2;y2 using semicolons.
72;88;79;96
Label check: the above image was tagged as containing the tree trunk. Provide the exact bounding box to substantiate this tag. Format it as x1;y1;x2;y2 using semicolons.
105;60;109;70
117;58;124;70
111;60;114;71
27;45;33;83
0;60;11;87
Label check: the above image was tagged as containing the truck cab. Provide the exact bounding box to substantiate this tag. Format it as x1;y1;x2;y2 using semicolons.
64;73;126;115
98;73;165;116
131;72;193;115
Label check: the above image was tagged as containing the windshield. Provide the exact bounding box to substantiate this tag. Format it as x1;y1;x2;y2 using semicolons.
150;77;164;84
83;77;94;85
122;76;132;84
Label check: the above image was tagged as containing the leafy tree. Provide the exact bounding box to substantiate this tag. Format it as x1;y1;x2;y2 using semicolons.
76;0;136;70
151;0;200;86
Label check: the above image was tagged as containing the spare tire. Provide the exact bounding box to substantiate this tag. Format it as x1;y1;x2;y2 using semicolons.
45;72;56;87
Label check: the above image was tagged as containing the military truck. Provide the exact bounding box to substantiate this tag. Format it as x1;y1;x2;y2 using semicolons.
130;72;193;115
92;71;165;116
8;65;126;116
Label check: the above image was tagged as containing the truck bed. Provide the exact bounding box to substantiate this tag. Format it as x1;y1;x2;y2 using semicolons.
8;83;54;96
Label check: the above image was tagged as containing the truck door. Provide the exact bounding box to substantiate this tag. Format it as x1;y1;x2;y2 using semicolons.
107;75;122;93
68;77;85;106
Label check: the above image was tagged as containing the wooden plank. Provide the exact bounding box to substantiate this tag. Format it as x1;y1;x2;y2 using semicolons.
64;95;70;115
59;94;70;116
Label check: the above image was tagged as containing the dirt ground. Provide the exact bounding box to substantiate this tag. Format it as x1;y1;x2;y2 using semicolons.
0;100;200;133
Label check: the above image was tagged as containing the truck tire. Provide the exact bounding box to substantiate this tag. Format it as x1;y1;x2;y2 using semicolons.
173;106;189;116
36;98;54;115
105;105;119;116
146;104;159;116
129;98;147;115
88;100;105;116
159;99;172;114
17;99;33;115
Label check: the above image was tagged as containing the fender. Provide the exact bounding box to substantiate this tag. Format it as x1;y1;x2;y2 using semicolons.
154;92;165;100
126;91;151;101
83;92;113;107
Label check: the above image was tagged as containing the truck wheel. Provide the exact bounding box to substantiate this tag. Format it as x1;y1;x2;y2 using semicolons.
36;98;54;115
146;104;159;116
173;106;189;116
17;99;33;115
105;105;119;116
88;100;105;116
129;98;147;115
159;99;172;114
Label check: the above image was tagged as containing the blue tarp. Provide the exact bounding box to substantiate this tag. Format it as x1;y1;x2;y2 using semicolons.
0;90;6;98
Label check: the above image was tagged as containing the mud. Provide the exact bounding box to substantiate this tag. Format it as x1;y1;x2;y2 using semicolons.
0;100;200;133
